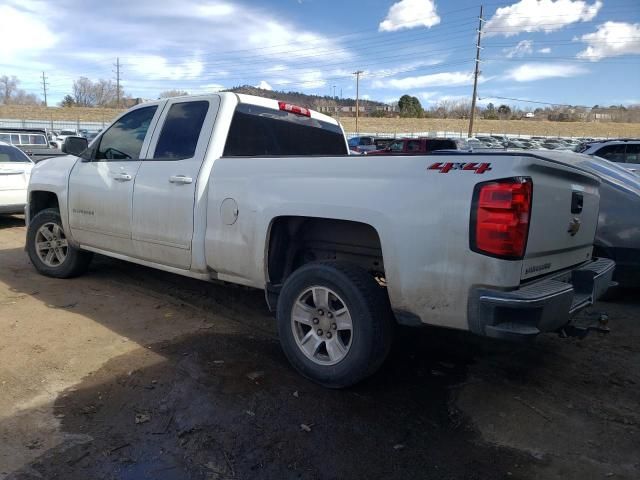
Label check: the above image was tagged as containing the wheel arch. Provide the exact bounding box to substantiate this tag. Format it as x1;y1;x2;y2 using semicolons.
264;215;386;309
28;191;60;224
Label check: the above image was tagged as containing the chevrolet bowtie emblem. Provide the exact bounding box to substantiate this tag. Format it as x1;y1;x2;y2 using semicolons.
567;217;581;236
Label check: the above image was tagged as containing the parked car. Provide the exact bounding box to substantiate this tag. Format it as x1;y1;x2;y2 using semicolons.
564;152;640;288
367;137;468;155
52;130;81;148
0;128;63;162
26;93;613;387
575;139;640;175
0;141;34;214
347;136;378;153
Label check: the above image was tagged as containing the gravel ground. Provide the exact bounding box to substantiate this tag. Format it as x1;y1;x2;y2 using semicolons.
1;214;638;480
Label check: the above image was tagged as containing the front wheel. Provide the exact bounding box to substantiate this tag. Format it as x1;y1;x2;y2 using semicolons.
276;261;394;388
27;208;93;278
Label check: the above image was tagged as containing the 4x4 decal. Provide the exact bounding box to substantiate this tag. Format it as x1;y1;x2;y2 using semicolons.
428;162;492;174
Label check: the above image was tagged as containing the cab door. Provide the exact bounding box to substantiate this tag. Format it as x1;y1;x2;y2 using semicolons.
68;104;162;254
131;96;219;269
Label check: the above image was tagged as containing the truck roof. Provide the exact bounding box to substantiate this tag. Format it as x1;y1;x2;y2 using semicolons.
234;93;339;126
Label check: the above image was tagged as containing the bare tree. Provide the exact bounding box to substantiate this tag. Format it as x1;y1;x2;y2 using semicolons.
73;77;95;106
94;79;120;107
159;89;189;99
12;90;40;105
0;75;19;104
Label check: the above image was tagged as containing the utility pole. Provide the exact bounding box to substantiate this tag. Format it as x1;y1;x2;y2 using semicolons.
353;70;363;134
468;5;484;138
114;57;121;108
41;72;49;107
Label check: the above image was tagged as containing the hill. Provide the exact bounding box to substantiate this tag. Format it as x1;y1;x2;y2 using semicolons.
224;85;385;110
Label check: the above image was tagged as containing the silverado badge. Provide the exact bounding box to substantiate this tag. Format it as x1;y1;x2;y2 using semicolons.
567;217;581;236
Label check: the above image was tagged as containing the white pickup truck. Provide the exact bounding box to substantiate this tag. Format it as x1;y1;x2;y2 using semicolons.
26;93;614;387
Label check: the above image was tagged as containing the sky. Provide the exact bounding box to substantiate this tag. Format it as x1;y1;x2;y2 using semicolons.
0;0;639;108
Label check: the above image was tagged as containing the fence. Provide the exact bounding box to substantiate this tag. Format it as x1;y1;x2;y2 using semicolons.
0;118;108;132
345;131;607;140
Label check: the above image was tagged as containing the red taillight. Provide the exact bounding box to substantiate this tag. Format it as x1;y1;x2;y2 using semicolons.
278;101;311;117
471;177;532;259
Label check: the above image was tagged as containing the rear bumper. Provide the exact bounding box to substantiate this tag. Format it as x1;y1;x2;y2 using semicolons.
469;258;615;341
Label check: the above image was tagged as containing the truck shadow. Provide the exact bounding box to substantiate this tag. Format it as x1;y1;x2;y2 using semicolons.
4;328;536;480
0;215;25;229
0;246;545;479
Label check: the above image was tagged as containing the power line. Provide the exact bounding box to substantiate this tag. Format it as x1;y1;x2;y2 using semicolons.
479;94;590;109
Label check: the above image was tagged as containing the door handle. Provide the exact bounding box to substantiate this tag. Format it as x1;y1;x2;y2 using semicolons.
169;175;193;184
113;173;132;182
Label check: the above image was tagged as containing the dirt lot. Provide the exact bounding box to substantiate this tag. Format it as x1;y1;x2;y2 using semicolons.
1;215;638;480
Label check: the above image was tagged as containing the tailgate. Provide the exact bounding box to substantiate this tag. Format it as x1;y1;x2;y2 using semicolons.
521;153;601;280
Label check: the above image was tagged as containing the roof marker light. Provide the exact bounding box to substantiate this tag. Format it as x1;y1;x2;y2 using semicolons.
278;101;311;117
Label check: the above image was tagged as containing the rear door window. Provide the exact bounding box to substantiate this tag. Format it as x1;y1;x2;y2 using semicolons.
624;144;640;163
595;144;627;163
223;103;347;156
152;101;209;159
407;140;421;152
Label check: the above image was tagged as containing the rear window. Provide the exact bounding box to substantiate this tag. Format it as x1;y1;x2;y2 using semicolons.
153;101;209;159
0;145;31;162
223;103;347;156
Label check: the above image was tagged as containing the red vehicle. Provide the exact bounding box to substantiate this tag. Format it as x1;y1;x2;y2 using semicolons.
367;137;467;155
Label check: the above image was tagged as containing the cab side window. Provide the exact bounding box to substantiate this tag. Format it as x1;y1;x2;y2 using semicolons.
153;101;209;160
96;106;158;161
389;141;404;152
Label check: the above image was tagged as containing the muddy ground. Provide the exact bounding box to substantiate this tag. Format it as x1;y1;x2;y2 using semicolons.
0;214;638;480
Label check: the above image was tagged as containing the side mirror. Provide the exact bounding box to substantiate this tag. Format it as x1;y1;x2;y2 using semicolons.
62;136;88;157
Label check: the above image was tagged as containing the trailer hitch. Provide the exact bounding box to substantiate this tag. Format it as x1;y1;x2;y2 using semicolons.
559;313;610;339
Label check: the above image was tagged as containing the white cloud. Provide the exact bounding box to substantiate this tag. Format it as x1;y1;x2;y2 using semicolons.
506;63;588;82
538;47;552;53
0;4;58;61
418;91;441;102
194;3;235;17
577;22;640;61
379;0;440;32
128;55;204;80
484;0;602;37
503;40;534;58
256;80;273;90
372;71;485;89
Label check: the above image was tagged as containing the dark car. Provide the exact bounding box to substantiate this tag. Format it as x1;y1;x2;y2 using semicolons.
347;136;378;153
367;137;467;155
0;128;64;162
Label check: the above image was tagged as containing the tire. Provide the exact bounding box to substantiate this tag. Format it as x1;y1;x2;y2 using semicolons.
276;261;394;388
26;208;93;278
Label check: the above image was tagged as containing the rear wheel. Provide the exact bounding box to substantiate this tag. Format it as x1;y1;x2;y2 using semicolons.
277;261;393;388
27;208;93;278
